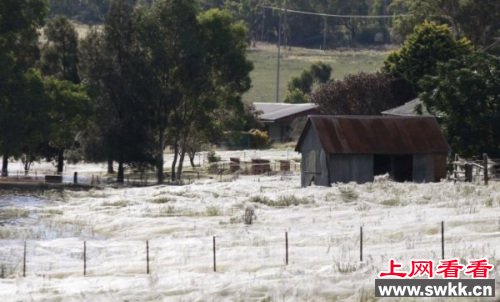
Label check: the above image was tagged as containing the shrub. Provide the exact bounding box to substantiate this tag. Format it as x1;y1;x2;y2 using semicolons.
339;187;359;202
207;150;220;163
248;129;270;149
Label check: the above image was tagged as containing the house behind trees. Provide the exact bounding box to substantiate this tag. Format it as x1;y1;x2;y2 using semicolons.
295;116;449;187
254;102;318;142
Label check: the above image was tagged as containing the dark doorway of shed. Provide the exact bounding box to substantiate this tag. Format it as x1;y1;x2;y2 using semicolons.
373;155;391;176
392;155;413;182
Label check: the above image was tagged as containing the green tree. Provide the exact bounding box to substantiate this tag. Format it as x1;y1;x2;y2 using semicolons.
0;69;51;176
137;0;203;183
40;16;80;84
78;0;153;183
39;16;85;173
285;61;332;103
420;53;500;157
389;0;499;52
311;72;400;115
383;21;473;93
0;0;47;176
171;8;252;181
43;78;92;173
456;0;500;53
78;28;119;174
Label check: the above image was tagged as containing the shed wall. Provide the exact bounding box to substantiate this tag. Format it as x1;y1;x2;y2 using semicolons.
268;124;281;141
299;127;329;186
433;154;447;181
412;154;434;182
329;154;374;184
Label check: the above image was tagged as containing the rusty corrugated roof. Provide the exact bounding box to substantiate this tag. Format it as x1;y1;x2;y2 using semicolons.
295;115;449;154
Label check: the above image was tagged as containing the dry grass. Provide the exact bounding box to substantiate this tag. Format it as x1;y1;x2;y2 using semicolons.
244;42;390;103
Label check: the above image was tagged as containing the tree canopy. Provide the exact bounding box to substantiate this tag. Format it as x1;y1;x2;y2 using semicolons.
383;21;473;93
420;53;500;157
311;72;401;115
284;62;332;103
0;0;48;176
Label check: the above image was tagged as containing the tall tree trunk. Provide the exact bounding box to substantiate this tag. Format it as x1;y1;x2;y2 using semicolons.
156;133;164;184
176;137;187;181
188;150;196;168
1;156;8;177
156;151;164;184
107;158;114;174
24;159;30;176
117;159;124;183
170;141;178;182
57;150;64;175
176;147;186;182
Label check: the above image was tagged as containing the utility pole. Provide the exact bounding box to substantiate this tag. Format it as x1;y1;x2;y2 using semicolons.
323;16;327;50
275;1;282;103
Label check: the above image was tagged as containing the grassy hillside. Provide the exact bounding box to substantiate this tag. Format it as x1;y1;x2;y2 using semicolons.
244;43;392;103
71;25;391;104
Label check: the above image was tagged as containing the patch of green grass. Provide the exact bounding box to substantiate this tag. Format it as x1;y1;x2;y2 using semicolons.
339;187;359;203
461;185;476;196
244;43;389;103
0;208;30;221
425;227;439;235
275;195;312;207
205;206;221;216
249;195;312;207
249;195;272;205
335;261;359;274
40;209;64;217
158;205;176;216
101;200;128;207
381;198;400;207
149;197;171;204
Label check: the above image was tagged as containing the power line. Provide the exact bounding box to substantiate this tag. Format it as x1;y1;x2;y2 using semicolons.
261;5;412;19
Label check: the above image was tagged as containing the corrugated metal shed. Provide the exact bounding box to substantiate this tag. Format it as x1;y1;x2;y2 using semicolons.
254;103;318;123
296;115;449;154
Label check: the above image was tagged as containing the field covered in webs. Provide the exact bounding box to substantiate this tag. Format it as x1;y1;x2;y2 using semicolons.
0;150;499;301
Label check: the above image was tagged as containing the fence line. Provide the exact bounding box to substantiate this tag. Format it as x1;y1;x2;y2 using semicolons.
452;153;500;184
2;217;497;279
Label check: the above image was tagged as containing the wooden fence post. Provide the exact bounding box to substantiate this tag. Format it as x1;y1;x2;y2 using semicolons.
23;241;26;277
454;154;458;182
213;236;216;272
83;241;86;276
360;226;363;262
285;232;289;265
146;240;149;274
483;153;488;185
441;221;444;260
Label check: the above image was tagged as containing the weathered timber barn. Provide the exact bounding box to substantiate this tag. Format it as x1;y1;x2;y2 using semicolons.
295;116;449;187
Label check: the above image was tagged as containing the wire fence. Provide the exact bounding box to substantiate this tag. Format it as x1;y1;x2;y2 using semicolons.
0;157;301;188
1;217;498;279
452;153;500;184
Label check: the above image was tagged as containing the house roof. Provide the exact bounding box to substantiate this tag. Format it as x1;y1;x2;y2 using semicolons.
295;115;449;154
382;98;432;116
254;102;318;123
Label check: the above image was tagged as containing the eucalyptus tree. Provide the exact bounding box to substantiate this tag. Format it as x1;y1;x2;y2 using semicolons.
0;0;48;176
39;16;87;173
79;0;153;183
